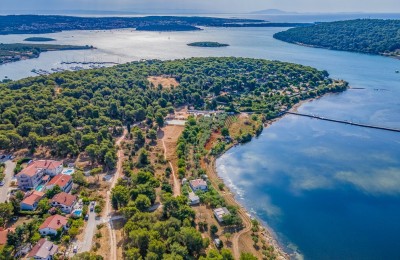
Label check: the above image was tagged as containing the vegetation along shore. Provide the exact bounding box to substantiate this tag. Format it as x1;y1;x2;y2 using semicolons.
0;57;348;259
0;15;311;34
274;19;400;58
0;43;94;65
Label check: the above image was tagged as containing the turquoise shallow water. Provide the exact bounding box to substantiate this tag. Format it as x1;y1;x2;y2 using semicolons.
1;15;400;259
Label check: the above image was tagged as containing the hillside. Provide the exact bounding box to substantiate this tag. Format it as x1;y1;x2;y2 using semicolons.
273;19;400;57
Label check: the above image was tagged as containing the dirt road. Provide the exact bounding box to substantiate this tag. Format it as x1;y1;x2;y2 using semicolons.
105;130;127;260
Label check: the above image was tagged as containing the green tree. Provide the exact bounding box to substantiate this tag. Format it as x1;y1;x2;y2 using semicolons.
111;185;130;209
178;227;204;256
240;253;258;260
134;194;151;212
46;185;62;198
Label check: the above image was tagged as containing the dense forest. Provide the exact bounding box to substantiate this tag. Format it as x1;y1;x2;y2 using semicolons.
0;15;309;34
0;57;346;161
274;19;400;57
0;43;93;64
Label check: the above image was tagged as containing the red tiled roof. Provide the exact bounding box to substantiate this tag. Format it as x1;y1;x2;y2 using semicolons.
21;191;45;206
39;214;68;231
17;160;63;177
46;174;71;189
0;228;14;245
51;192;77;207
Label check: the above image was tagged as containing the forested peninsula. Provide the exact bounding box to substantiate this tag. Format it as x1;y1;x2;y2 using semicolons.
0;57;347;259
0;15;309;34
0;43;94;65
274;19;400;57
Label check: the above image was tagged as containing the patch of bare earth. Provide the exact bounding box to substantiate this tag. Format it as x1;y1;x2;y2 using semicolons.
94;223;111;259
159;125;184;196
147;76;179;89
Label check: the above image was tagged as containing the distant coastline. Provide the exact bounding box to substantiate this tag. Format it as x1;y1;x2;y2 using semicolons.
0;15;309;34
0;43;94;65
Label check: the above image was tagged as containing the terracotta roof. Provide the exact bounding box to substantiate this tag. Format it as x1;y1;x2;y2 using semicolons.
51;192;77;207
190;179;207;188
39;214;68;231
21;191;45;206
17;160;63;177
46;174;72;189
0;228;14;245
28;238;58;258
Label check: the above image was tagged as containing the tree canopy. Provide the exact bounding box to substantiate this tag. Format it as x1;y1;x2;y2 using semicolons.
274;19;400;56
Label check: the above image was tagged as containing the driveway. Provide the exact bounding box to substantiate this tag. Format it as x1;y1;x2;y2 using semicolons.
0;160;16;203
79;207;97;253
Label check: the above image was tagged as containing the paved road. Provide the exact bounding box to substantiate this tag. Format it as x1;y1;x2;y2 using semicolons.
0;160;16;203
79;207;97;253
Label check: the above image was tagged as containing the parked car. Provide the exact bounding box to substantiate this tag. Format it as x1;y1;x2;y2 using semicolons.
85;214;89;221
73;245;78;253
0;181;5;186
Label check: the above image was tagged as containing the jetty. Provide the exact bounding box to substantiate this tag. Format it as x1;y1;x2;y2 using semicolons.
286;112;400;133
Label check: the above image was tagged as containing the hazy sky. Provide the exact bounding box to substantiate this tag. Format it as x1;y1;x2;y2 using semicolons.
1;0;400;13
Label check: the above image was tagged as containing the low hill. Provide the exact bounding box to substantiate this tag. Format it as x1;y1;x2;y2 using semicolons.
273;19;400;58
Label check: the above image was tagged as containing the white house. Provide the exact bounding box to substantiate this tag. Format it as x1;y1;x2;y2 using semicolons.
20;191;45;211
213;207;230;223
189;179;208;192
188;192;200;205
51;192;77;214
27;238;58;260
39;215;68;236
16;160;63;190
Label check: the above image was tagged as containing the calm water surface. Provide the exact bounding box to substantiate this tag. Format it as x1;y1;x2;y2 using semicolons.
1;18;400;259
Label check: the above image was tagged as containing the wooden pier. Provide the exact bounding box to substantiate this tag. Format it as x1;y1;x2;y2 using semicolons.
286;112;400;133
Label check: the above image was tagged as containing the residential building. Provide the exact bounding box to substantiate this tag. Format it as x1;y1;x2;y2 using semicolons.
45;174;72;193
188;192;200;205
213;207;230;223
0;228;14;245
27;238;58;260
39;215;68;236
16;160;63;190
20;191;45;211
51;192;77;213
189;179;208;192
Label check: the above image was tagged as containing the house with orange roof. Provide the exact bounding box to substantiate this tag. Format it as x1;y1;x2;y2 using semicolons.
20;191;45;211
0;228;15;245
51;192;77;213
16;160;63;190
27;238;58;260
39;214;69;236
45;174;73;193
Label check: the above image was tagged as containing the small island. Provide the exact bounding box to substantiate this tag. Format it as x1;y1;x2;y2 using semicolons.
24;37;56;42
0;43;94;65
187;42;229;48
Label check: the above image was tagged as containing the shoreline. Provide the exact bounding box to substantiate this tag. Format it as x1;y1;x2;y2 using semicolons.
209;95;329;259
